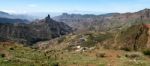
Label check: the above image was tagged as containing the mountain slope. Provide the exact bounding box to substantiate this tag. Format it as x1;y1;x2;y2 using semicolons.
54;9;150;32
0;11;11;18
0;17;28;24
116;24;149;51
0;41;57;66
0;15;72;45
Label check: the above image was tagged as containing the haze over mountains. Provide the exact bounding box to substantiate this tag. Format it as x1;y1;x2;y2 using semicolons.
0;14;72;44
0;11;36;21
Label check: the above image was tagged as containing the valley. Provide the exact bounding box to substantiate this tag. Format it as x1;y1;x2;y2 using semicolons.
0;8;150;66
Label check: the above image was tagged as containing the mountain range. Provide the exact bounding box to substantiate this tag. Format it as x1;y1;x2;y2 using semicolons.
0;11;35;21
1;8;150;66
54;8;150;32
0;15;72;45
0;8;150;45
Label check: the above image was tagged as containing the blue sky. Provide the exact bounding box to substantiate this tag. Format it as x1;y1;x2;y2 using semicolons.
0;0;150;14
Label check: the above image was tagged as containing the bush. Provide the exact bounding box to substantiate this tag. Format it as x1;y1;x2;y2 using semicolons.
9;47;14;50
125;52;141;59
82;39;95;47
51;62;59;66
58;36;66;43
93;34;112;42
121;47;131;51
143;49;150;56
96;52;106;58
99;64;106;66
0;53;5;58
81;33;113;48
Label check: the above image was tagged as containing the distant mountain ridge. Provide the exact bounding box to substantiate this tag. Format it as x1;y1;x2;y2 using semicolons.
0;11;10;17
0;11;35;21
0;11;30;24
54;8;150;32
0;15;72;45
0;17;29;24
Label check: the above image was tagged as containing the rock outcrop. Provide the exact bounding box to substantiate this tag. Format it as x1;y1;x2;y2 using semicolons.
116;24;149;51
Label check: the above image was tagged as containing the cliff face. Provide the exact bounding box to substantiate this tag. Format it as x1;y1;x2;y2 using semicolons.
116;24;149;51
144;24;150;48
0;15;72;45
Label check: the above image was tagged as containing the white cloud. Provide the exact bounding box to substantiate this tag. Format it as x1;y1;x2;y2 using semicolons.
1;10;16;13
1;9;28;14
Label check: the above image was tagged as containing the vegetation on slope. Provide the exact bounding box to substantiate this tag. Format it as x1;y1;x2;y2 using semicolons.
80;32;113;47
0;41;57;66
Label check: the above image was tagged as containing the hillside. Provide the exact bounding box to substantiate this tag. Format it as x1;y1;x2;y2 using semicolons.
0;41;58;66
34;24;150;66
116;24;149;51
1;9;150;66
0;15;72;45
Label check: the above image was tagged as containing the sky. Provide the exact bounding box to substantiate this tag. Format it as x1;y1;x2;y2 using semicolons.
0;0;150;15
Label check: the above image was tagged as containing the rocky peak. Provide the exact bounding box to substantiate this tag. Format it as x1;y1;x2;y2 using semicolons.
46;14;51;20
45;14;54;23
137;8;150;18
0;15;72;45
138;8;150;13
142;8;150;12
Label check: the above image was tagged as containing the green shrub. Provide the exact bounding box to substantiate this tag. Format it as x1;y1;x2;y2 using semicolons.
93;34;112;42
143;49;150;56
51;62;59;66
121;47;131;51
82;39;95;47
99;64;106;66
81;33;112;48
9;47;14;50
0;53;5;58
58;36;66;43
